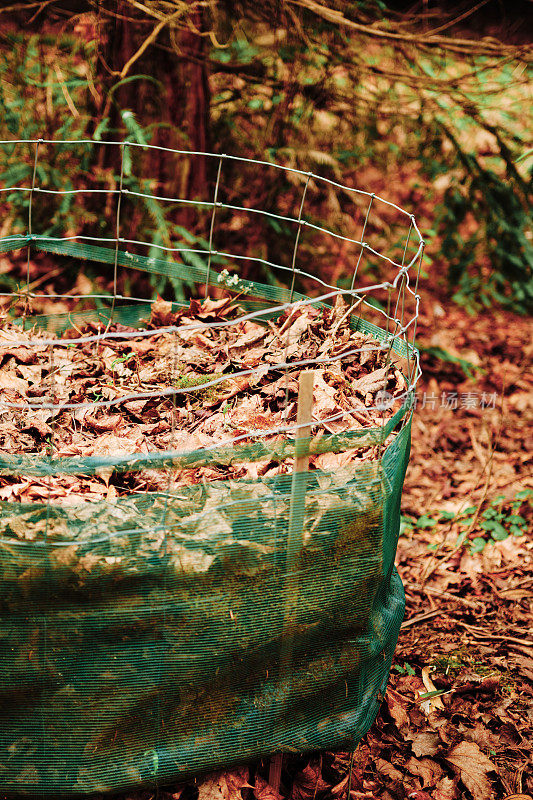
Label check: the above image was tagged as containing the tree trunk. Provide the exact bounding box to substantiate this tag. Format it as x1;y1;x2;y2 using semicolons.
94;1;211;211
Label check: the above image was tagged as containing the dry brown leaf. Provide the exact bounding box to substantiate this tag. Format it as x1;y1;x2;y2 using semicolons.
314;450;355;472
407;731;441;758
502;795;533;800
21;415;53;438
375;757;404;782
150;296;174;325
289;763;322;800
190;296;236;318
85;433;145;457
231;322;267;349
197;768;252;800
434;776;457;800
254;775;283;800
386;687;410;730
313;371;339;416
352;366;389;396
406;757;444;788
445;741;496;800
84;413;124;433
0;370;28;395
16;363;42;383
0;345;40;364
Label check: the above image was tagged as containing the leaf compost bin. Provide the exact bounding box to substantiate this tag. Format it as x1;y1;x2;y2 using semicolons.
0;140;424;795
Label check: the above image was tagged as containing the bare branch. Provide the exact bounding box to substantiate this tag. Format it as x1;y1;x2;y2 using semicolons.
288;0;532;59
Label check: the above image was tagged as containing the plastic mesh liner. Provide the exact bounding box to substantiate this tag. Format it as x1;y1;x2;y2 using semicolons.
0;141;424;795
0;427;408;795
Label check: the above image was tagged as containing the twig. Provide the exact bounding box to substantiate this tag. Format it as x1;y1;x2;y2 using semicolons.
118;6;187;80
450;618;533;649
401;609;441;629
405;583;483;611
54;65;79;118
288;0;532;57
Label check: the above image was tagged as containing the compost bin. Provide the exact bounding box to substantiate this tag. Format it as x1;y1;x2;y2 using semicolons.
0;139;424;795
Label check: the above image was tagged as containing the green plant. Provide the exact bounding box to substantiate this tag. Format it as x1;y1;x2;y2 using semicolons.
468;489;532;553
0;31;228;302
401;490;532;554
393;661;416;676
435;137;533;315
420;345;484;380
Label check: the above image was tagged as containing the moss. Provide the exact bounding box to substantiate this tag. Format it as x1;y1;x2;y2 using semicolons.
174;372;229;402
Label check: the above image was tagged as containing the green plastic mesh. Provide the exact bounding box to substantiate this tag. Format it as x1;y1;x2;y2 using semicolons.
0;431;409;795
0;173;419;793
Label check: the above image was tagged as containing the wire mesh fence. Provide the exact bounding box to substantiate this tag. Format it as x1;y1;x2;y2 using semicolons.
0;139;423;795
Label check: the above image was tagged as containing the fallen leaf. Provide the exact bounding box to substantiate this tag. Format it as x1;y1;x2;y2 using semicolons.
313;371;339;416
190;296;236;318
407;731;441;758
314;450;355;472
150;296;174;325
84;413;124;433
289;762;322;799
406;757;444;787
375;758;404;782
352;366;388;396
445;741;496;800
198;768;252;800
434;776;457;800
254;775;282;800
502;795;533;800
0;370;28;395
386;687;410;730
21;415;53;438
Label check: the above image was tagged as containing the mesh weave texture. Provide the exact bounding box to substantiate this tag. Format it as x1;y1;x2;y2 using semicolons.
0;217;414;794
0;429;409;795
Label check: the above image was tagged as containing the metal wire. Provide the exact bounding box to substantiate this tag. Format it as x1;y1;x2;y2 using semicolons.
204;155;223;297
113;142;126;301
25;138;41;290
0;138;423;450
289;172;311;303
1;283;416;346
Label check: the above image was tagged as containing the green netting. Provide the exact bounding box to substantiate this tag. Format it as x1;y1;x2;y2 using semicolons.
0;239;414;795
0;432;408;795
11;235;309;305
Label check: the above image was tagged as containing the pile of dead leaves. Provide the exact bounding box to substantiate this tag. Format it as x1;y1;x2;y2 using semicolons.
0;295;407;504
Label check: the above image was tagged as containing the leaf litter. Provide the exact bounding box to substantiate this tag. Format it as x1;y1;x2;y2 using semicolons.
0;294;405;504
0;291;409;793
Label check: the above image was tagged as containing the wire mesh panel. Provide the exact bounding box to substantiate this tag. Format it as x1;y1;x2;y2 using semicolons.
0;139;423;795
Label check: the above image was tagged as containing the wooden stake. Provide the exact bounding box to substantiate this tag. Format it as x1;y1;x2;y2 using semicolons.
292;370;314;472
269;370;314;793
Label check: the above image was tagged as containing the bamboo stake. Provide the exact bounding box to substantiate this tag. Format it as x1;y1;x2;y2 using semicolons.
269;370;314;793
